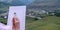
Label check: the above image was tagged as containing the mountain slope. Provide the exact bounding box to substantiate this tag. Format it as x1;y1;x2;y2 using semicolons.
27;0;60;11
0;0;35;6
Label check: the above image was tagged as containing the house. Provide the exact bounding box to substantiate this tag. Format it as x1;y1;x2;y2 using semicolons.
26;9;47;19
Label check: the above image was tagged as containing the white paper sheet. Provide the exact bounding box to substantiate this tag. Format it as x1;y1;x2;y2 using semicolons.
7;6;26;30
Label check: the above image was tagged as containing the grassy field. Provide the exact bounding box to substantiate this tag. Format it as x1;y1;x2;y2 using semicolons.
26;16;60;30
0;16;60;30
0;18;7;24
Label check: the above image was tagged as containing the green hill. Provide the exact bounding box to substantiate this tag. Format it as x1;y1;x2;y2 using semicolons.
26;16;60;30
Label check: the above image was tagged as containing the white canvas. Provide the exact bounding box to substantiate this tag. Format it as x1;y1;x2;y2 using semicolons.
7;6;26;30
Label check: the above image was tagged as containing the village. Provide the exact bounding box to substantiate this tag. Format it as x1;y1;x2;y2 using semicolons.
0;8;60;20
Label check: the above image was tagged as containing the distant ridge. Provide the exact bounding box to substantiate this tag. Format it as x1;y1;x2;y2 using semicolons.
27;0;60;11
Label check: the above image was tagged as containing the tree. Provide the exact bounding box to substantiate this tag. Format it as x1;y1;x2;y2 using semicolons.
55;12;60;17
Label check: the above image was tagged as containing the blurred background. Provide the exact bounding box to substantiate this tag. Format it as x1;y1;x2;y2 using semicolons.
0;0;60;30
